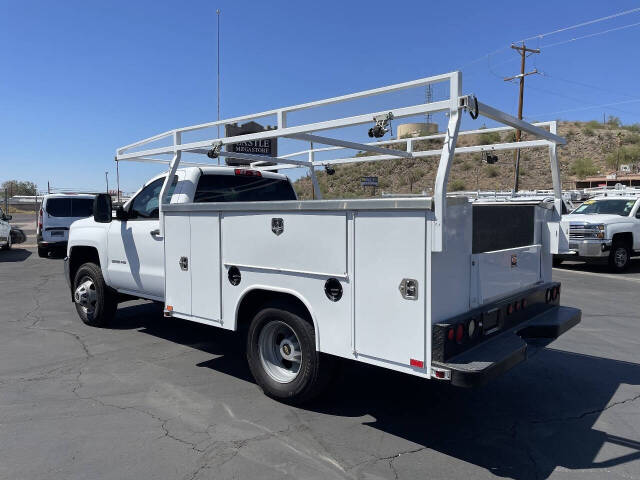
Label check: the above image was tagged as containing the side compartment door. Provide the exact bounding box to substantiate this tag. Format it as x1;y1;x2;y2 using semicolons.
354;211;426;368
189;212;221;321
164;213;191;316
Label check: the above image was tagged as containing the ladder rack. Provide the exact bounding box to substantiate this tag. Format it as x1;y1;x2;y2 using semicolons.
116;71;566;251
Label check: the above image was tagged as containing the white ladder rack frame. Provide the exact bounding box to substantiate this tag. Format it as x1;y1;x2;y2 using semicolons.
116;71;566;250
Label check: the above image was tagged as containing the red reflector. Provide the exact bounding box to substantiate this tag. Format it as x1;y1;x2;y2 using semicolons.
521;299;527;309
234;168;262;177
434;370;445;378
410;358;424;368
507;304;514;315
514;301;520;312
455;324;464;343
166;305;173;311
447;328;455;341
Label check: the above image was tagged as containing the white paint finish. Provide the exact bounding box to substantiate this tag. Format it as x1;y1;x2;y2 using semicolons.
106;218;165;298
221;271;353;357
222;212;347;277
163;214;191;316
429;202;473;320
472;244;542;305
353;211;426;367
190;212;222;321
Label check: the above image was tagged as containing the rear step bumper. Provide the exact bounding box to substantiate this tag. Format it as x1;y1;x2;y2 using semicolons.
433;306;581;388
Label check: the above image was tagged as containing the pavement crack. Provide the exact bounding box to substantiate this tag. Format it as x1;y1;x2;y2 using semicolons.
530;393;640;424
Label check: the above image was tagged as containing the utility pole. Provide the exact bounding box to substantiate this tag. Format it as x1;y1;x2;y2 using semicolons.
504;42;539;192
105;171;109;194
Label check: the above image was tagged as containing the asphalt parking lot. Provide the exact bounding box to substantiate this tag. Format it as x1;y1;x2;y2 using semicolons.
0;248;639;480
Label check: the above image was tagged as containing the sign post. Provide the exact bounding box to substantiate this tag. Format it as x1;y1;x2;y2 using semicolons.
361;176;379;196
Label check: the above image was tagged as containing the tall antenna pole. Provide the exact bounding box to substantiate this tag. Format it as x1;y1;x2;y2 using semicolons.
217;8;221;165
504;42;539;192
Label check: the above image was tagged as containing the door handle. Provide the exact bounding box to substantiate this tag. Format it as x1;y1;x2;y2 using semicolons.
150;229;161;236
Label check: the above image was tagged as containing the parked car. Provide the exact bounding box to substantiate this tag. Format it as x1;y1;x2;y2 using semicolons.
37;194;94;257
0;206;11;250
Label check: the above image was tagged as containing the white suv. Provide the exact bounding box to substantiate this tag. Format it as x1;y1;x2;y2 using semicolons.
37;194;95;257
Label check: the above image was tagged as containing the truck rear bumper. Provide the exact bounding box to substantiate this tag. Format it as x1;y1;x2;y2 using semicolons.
433;305;581;388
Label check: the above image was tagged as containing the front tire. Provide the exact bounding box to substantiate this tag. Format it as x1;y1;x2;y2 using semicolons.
73;263;117;327
246;302;333;404
609;242;631;273
37;246;48;258
552;256;563;267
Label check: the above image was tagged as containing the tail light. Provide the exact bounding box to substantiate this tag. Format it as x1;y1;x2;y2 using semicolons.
455;324;464;343
234;169;262;177
38;208;43;233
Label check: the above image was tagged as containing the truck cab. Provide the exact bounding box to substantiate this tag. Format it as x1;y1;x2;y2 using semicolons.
66;167;296;301
556;195;640;271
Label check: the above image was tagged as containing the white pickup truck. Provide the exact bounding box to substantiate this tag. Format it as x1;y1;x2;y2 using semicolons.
64;72;581;403
555;192;640;271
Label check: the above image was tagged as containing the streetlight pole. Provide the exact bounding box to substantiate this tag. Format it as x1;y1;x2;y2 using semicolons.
105;171;109;194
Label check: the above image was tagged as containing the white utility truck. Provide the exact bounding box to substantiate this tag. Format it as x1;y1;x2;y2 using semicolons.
65;71;581;403
555;187;640;271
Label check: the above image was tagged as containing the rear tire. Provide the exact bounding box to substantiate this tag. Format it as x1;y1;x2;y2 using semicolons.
73;263;117;327
37;247;48;258
552;257;563;267
608;241;631;273
246;301;334;404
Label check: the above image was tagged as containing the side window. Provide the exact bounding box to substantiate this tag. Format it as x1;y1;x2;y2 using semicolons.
129;176;178;220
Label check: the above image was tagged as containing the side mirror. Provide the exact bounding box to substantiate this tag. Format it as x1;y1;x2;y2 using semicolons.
115;205;129;221
93;194;112;223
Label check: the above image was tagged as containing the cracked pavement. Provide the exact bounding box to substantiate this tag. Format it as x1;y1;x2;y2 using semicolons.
0;249;639;479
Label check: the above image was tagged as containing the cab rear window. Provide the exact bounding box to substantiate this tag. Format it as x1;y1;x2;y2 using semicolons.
46;198;93;217
194;175;296;203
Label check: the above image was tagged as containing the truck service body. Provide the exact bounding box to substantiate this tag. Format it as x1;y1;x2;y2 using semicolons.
64;71;581;402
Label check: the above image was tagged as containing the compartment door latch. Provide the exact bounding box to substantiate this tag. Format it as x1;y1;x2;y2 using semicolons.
179;256;189;271
399;278;418;300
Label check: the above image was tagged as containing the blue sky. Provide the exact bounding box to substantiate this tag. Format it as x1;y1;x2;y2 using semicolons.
2;0;640;193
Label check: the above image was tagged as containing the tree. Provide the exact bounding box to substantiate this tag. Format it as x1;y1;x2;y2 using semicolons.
1;180;37;196
607;115;621;128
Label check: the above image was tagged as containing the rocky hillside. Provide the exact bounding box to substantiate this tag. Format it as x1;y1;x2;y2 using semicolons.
293;120;640;199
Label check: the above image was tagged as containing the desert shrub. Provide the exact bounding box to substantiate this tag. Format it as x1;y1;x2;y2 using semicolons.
570;158;598;178
585;120;600;128
622;133;640;145
583;125;596;136
622;123;640;133
485;165;499;178
449;179;466;191
478;131;502;145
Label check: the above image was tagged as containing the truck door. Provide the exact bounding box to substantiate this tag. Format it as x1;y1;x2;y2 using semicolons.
354;211;426;368
107;176;178;300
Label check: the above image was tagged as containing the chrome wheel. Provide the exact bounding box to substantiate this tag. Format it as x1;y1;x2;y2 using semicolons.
258;320;302;384
614;247;628;268
74;276;97;315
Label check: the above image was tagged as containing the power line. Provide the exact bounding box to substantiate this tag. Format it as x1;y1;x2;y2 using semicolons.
539;71;638;99
525;98;640;121
540;20;640;49
518;6;640;43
